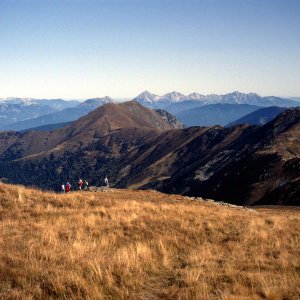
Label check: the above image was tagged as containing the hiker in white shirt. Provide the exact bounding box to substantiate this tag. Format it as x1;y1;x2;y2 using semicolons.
104;177;109;188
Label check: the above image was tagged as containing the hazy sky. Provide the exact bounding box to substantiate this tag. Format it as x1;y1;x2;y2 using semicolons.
1;0;299;99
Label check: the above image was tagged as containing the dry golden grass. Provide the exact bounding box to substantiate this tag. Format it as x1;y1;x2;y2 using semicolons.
0;184;299;300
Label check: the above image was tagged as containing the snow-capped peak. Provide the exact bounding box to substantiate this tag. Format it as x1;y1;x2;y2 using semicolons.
77;96;115;108
161;91;186;102
133;91;162;103
0;98;39;106
187;93;206;101
221;91;262;104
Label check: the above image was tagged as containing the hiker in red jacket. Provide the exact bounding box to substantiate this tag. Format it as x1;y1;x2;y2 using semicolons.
65;182;71;193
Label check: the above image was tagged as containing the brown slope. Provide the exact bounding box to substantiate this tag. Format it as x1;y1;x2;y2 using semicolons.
67;100;181;136
0;129;67;161
51;101;181;154
0;101;180;160
114;109;300;204
191;108;300;204
0;131;20;154
244;109;300;203
255;108;300;158
115;124;252;189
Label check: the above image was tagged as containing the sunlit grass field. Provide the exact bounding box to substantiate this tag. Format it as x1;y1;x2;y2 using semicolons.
0;184;299;299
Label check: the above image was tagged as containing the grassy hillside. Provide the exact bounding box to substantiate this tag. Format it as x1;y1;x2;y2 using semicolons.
0;184;299;299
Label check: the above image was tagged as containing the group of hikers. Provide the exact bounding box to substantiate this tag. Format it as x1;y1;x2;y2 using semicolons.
61;177;109;193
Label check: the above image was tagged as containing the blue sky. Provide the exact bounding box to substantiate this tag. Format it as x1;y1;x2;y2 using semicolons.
0;0;299;99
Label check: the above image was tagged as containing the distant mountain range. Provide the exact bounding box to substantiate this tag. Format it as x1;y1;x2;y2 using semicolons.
290;97;300;102
0;97;114;131
0;98;80;109
133;91;300;110
0;91;299;132
0;101;299;205
175;104;261;127
227;106;287;126
0;102;58;128
0;98;79;129
76;97;113;109
132;91;299;127
61;90;300;129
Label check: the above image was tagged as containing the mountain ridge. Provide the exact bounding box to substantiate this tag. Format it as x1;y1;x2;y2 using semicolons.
0;101;182;161
1;97;115;131
0;103;298;205
227;106;287;126
175;103;261;126
1;92;298;131
133;90;300;110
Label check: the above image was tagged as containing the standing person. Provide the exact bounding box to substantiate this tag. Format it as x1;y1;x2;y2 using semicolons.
61;183;65;193
84;179;89;190
104;176;109;188
78;179;83;190
66;181;71;193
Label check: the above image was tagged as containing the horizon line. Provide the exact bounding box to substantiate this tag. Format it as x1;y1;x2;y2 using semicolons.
1;90;299;101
